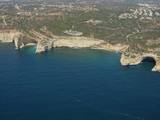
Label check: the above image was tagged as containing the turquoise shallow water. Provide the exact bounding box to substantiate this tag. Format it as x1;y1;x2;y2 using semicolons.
0;44;160;120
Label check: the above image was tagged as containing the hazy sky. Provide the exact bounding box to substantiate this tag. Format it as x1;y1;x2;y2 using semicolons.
2;0;160;4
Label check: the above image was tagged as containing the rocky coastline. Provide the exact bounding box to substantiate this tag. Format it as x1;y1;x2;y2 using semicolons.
120;53;160;72
0;29;159;72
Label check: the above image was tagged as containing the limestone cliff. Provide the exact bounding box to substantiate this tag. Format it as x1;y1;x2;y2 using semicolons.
0;30;21;43
33;30;128;53
53;36;104;48
0;30;36;49
34;32;128;54
0;29;159;72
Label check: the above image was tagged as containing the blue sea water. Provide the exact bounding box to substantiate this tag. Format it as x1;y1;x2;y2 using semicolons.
0;43;160;120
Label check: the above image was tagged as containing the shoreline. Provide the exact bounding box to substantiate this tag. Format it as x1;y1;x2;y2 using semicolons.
0;29;159;72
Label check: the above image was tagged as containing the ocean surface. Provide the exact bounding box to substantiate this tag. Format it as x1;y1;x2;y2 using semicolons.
0;43;160;120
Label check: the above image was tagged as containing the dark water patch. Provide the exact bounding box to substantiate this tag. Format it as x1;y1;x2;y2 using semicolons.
141;57;156;71
142;57;156;64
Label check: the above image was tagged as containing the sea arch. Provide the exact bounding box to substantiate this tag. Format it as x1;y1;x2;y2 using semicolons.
141;54;157;71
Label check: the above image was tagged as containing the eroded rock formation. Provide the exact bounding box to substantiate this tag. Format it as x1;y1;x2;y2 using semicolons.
121;51;160;72
0;29;160;72
0;30;21;43
0;29;36;49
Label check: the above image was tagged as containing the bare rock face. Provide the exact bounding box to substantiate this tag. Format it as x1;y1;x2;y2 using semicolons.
0;30;21;43
36;36;104;53
0;30;36;49
53;36;104;48
0;30;30;49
